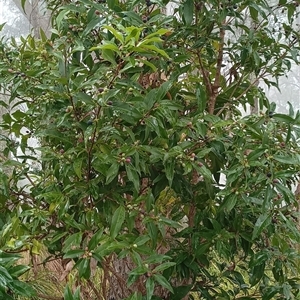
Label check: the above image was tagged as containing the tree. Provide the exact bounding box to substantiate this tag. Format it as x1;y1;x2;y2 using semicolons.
0;0;30;38
0;0;300;299
12;0;51;38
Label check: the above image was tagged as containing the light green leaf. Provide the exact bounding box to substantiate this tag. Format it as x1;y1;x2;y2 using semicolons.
55;9;69;30
103;25;124;43
145;28;170;39
137;37;163;47
99;41;120;52
136;45;169;58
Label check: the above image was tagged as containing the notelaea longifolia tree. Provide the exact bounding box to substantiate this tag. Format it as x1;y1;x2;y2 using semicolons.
0;0;300;299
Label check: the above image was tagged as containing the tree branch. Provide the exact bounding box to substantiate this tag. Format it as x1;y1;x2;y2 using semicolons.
208;24;225;114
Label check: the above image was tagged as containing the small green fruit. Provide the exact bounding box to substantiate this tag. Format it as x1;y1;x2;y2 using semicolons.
65;106;73;113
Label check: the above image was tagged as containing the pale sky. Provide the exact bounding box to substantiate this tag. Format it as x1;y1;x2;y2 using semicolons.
0;0;30;37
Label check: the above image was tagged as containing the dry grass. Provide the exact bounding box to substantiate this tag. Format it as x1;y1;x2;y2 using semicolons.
17;248;103;300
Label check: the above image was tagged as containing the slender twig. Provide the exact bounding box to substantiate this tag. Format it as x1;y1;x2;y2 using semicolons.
25;173;36;187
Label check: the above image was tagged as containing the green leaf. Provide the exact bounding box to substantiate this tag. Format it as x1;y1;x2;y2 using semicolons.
262;287;280;300
134;235;150;246
144;28;170;39
183;0;194;26
103;25;124;43
137;45;169;58
153;262;176;273
196;85;206;113
10;280;36;297
146;277;155;300
0;252;21;264
147;223;158;248
171;285;193;300
9;265;30;278
273;113;294;123
252;214;271;240
153;274;173;293
145;254;171;264
272;258;284;283
250;262;265;286
88;229;103;250
99;41;120;52
83;17;102;36
76;258;90;279
221;194;237;212
102;49;117;65
64;285;80;300
56;9;69;30
110;206;126;239
62;232;82;252
21;0;26;11
125;164;140;192
106;162;119;184
31;239;42;255
164;158;175;186
63;249;85;259
249;5;258;21
247;148;266;162
273;154;299;165
158;216;181;228
107;0;115;9
73;158;83;179
0;265;13;282
275;183;295;204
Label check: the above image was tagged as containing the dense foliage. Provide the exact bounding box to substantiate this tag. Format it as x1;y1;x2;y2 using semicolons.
0;0;300;299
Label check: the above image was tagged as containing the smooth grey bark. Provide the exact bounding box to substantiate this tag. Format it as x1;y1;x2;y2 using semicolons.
12;0;51;38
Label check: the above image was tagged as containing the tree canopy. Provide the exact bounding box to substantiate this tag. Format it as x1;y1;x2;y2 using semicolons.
0;0;300;299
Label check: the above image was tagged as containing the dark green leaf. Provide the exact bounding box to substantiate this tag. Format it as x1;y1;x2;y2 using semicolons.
125;164;140;192
63;249;85;259
252;214;271;240
153;274;173;293
153;262;176;273
146;277;155;300
106;162;119;184
110;206;126;239
183;0;194;26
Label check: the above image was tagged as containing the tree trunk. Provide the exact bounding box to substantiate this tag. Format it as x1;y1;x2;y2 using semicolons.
12;0;51;38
